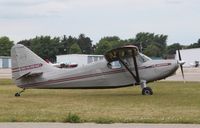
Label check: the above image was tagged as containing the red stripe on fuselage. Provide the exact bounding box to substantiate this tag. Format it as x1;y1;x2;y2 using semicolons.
18;68;126;88
18;63;171;88
12;63;43;73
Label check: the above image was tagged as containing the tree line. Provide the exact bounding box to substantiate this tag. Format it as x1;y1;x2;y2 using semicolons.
0;32;200;62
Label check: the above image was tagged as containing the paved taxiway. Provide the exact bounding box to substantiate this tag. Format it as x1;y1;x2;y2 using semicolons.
164;67;200;82
0;69;11;79
0;123;200;128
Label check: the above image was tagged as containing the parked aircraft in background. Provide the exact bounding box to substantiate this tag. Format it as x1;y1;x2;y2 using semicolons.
11;44;184;97
45;59;78;68
189;61;199;68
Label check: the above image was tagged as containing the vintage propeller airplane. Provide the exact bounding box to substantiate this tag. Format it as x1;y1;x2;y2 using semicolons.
11;44;184;97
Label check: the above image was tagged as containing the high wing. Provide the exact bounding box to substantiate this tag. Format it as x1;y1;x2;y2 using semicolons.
104;45;139;62
104;45;141;84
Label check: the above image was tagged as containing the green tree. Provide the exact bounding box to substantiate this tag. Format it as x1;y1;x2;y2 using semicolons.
77;34;93;54
59;35;77;55
18;40;31;48
144;44;160;57
133;32;167;57
95;36;128;54
187;39;200;48
134;32;153;48
100;36;124;48
69;43;82;54
95;41;112;55
0;36;14;56
166;43;182;55
29;36;60;62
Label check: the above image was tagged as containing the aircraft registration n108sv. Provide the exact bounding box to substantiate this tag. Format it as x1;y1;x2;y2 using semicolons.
11;44;184;97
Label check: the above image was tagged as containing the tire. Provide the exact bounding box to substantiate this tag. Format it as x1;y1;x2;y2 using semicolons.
142;87;153;95
15;93;20;97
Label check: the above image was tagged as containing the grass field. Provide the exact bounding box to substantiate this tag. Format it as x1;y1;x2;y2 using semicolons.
0;79;200;123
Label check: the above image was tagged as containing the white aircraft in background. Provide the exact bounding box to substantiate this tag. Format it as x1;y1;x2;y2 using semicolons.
45;59;78;68
189;61;199;68
11;44;185;97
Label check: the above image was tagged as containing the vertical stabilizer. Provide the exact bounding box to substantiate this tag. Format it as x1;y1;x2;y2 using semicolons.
11;44;55;80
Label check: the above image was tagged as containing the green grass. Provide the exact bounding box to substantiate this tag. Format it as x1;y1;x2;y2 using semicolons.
0;78;14;85
64;112;81;123
0;79;200;123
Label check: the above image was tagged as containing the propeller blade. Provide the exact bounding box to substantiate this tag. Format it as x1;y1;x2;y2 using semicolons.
180;64;185;80
178;49;182;61
177;49;185;82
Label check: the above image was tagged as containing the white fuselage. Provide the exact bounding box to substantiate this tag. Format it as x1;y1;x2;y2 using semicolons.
11;44;181;96
16;59;179;89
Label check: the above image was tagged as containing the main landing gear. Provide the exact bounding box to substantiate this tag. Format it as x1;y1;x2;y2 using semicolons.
118;56;153;95
140;80;153;95
15;88;25;97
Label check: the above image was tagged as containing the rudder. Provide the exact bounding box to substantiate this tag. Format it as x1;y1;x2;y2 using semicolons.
11;44;55;80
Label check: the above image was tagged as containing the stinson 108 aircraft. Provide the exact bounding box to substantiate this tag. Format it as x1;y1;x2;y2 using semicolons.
11;44;184;97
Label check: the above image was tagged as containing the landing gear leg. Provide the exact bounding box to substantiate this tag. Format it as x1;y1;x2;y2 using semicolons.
140;80;153;95
15;88;25;97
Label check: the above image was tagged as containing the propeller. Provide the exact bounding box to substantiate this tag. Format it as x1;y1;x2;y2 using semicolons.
177;49;185;82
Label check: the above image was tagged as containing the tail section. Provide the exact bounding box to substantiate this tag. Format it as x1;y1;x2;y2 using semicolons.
11;44;56;81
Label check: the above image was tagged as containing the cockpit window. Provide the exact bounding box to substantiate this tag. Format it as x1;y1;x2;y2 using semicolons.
137;53;152;62
107;61;122;69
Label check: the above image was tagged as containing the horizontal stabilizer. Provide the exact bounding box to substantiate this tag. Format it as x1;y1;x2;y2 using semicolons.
11;44;57;82
16;71;43;80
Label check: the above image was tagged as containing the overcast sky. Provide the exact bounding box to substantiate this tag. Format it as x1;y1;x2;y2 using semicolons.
0;0;199;45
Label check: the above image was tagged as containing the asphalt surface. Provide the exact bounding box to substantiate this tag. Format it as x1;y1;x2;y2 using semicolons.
0;123;200;128
0;69;11;79
164;67;200;82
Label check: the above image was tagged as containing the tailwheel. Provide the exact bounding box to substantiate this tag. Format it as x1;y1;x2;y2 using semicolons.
142;87;153;95
14;88;25;97
15;92;20;97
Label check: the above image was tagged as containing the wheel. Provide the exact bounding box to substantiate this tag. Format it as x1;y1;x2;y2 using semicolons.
15;93;20;97
142;87;153;95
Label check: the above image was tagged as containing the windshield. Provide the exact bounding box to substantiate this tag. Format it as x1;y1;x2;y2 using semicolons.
138;53;152;62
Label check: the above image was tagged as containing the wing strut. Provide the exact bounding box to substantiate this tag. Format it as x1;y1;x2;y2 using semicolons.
132;50;140;83
118;58;138;82
118;50;140;84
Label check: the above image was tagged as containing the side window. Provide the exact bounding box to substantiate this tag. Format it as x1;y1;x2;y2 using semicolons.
107;61;122;69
